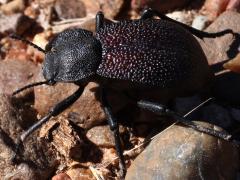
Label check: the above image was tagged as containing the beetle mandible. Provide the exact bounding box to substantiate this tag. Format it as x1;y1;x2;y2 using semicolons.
11;8;234;177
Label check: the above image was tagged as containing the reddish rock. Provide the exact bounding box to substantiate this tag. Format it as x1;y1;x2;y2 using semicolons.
0;59;38;96
126;122;239;180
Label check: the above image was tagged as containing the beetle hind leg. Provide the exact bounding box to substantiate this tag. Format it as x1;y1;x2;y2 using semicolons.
140;8;234;39
137;100;232;141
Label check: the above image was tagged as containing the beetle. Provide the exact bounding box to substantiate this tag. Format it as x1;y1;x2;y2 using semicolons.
11;8;234;177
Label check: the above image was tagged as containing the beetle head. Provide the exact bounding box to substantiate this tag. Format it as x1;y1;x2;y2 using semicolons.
43;28;102;83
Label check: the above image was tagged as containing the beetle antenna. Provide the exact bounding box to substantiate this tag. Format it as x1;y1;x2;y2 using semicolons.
12;80;50;96
9;34;46;53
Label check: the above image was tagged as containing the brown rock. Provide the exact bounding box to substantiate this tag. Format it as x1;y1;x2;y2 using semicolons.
86;125;115;148
0;59;38;95
126;122;239;180
54;0;86;19
0;13;34;34
200;11;240;65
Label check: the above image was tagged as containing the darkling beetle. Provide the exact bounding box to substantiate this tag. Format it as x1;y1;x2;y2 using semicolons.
11;8;234;177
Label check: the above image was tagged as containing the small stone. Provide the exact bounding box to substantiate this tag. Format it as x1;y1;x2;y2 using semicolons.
126;122;239;180
0;13;34;34
191;15;209;30
86;125;115;148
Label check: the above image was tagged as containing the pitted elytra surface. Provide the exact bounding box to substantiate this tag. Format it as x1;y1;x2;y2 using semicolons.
96;19;210;88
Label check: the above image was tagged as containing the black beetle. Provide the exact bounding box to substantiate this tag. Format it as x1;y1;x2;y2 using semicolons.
11;8;233;177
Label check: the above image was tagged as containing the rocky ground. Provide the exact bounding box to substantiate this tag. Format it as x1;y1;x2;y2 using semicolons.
0;0;240;179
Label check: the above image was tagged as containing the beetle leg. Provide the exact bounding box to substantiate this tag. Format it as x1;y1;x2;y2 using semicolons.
12;86;84;163
141;8;235;39
96;11;105;32
137;100;232;141
100;87;126;177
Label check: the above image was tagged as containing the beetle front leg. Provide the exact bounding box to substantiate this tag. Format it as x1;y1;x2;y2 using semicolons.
12;86;84;162
100;87;126;177
137;100;232;141
140;8;234;39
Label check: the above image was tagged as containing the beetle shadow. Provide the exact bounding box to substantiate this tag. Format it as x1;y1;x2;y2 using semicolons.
68;120;104;164
226;33;240;59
